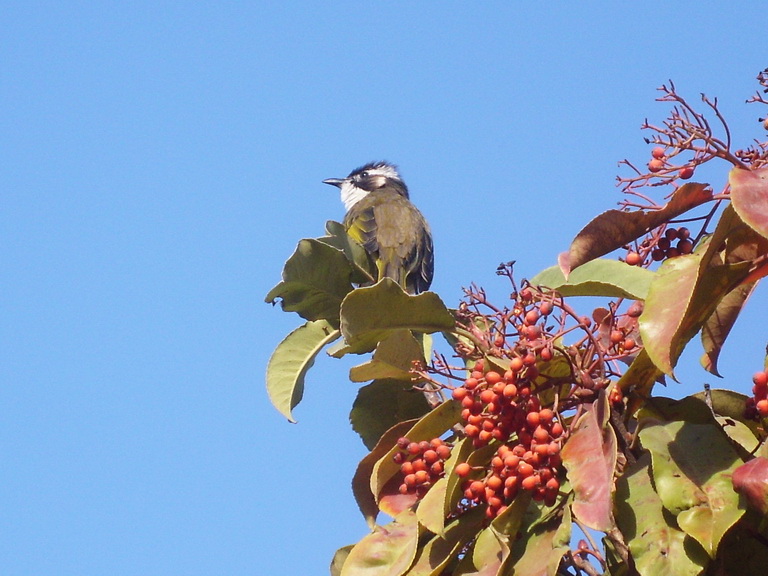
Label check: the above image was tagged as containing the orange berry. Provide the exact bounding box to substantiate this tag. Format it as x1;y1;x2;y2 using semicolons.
455;462;472;478
521;474;540;491
504;454;520;469
625;252;642;266
485;371;502;385
503;383;518;399
526;411;540;429
517;461;534;478
651;147;666;159
423;449;439;464
550;422;564;437
510;357;524;372
464;377;479;390
679;166;695;179
539;408;554;425
753;372;768;388
757;399;768;417
414;470;429;484
469;480;485;497
648;159;664;173
452;387;468;401
464;424;479;437
487;475;503;491
533;426;550;443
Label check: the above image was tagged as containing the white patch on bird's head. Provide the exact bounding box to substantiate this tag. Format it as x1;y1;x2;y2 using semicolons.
338;161;408;210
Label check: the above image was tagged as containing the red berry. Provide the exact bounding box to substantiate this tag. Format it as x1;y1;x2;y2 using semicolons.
407;442;422;455
455;462;472;478
485;371;502;385
627;301;643;318
625;252;642;266
622;338;636;351
396;437;410;450
479;389;495;404
753;371;768;388
464;377;479;390
677;239;694;254
510;357;524;372
452;387;468;401
679;166;695;179
539;408;554;425
464;424;479;437
539;348;553;361
757;399;768;417
651;147;666;159
648;159;664;173
436;445;451;460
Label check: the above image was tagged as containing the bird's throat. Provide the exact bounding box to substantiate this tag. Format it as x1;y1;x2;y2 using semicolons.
340;182;369;211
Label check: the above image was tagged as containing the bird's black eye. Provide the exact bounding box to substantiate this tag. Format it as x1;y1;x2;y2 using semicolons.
360;171;369;178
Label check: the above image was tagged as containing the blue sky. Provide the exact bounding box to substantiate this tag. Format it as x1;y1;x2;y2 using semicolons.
2;3;767;575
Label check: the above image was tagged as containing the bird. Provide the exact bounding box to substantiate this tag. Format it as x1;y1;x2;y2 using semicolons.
323;161;434;294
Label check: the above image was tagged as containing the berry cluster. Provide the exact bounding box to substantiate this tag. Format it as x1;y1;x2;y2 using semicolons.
451;361;542;449
650;227;693;261
647;147;695;180
393;437;452;496
745;370;768;419
451;363;564;518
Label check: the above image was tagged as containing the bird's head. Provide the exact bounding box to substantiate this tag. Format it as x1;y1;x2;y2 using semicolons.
323;161;409;211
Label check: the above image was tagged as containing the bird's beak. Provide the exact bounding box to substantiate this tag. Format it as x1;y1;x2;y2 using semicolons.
322;178;344;188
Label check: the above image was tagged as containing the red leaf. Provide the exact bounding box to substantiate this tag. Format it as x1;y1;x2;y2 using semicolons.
732;457;768;514
730;166;768;240
567;183;711;271
561;396;617;531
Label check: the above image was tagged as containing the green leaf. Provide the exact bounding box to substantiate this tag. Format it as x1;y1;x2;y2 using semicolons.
638;419;745;557
614;453;708;576
318;220;376;285
341;508;420;576
350;330;426;383
404;507;485;576
700;282;756;376
639;239;752;378
560;394;617;531
730;166;768;240
617;349;664;415
340;279;455;354
640;390;761;452
453;524;508;576
502;503;571;576
265;238;355;323
530;258;655;300
331;545;355;576
350;379;431;450
565;182;712;273
265;319;340;422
